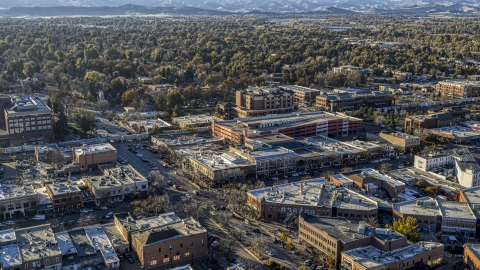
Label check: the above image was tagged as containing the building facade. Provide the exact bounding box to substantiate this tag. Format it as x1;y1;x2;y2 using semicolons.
72;143;117;171
436;81;480;98
45;182;83;211
316;91;393;112
234;87;295;118
379;132;420;153
0;185;37;220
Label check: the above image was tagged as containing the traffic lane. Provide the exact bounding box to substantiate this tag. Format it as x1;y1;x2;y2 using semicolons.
115;144;152;176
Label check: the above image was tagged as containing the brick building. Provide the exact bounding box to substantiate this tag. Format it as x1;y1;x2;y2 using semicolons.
341;168;406;199
393;197;442;232
0;96;54;146
279;85;322;106
234;87;295;118
212;111;363;144
72;143;117;171
299;214;407;267
405;112;457;130
342;241;444;270
435;80;480;98
45;182;83;211
315;90;392;112
16;225;63;270
113;212;208;269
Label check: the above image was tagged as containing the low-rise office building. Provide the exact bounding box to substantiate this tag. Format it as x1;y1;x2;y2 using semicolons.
342;241;444;270
393;197;442;232
405;112;457;130
16;225;63;270
316;90;393;112
0;184;37;219
45;181;83;211
379;132;420;153
439;200;477;239
72;143;117;172
172;114;223;130
234;87;295;118
280;85;322;106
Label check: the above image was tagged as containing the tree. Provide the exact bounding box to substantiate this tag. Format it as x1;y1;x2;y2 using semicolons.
96;99;110;114
279;232;288;243
285;241;294;250
84;71;106;84
298;266;309;270
326;253;336;269
46;150;66;164
165;90;184;108
121;89;140;106
50;218;65;233
75;109;96;134
386;217;421;243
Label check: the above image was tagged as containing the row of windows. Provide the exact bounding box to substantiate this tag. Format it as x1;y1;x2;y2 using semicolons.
0;202;36;211
9;120;51;127
8;116;50;123
300;231;336;255
442;221;475;228
10;125;52;134
24;257;60;269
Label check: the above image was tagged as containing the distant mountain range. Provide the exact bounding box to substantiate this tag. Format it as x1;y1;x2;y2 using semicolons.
1;0;480;16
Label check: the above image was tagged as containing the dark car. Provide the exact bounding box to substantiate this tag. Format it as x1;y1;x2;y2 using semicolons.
127;257;134;264
252;228;260;233
66;220;75;226
57;213;65;217
118;254;124;261
167;181;173;186
108;204;116;208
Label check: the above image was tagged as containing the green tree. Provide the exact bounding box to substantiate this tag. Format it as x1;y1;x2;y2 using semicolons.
121;89;140;106
84;71;106;84
386;217;421;243
297;266;309;270
84;47;99;60
75;109;96;134
165;90;184;108
326;253;336;268
110;77;126;92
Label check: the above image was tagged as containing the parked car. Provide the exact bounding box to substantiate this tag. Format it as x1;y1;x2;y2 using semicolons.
211;241;220;249
266;251;274;256
252;229;260;233
4;220;15;225
105;212;114;219
305;260;311;266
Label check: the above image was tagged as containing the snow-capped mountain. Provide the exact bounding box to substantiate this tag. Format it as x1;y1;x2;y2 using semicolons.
1;0;480;14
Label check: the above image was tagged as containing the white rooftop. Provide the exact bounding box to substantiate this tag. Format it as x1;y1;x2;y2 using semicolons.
440;201;476;221
84;225;119;265
248;178;333;207
135;212;181;230
0;245;22;268
191;152;253;171
55;231;77;255
74;143;116;156
342;242;443;269
393;197;440;217
431;126;480;138
360;168;405;187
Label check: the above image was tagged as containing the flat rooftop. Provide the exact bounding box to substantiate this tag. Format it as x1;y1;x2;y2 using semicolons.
153;136;223;147
466;244;480;262
128;118;171;129
5;97;51;117
16;225;62;262
0;228;16;245
246;147;299;161
437;80;480;87
431;126;480;138
393;197;440;217
460;185;480;206
301;215;404;243
333;188;378;211
439;201;476;221
67;228;101;261
220;111;361;132
331;174;354;185
115;212;182;232
132;217;207;246
191;152;253;171
0;184;36;200
380;131;420;140
46;182;81;196
101;224;129;248
84;225;119;265
0;245;22;268
248;178;334;207
74;143;116;156
342;242;443;269
281;85;321;93
172;114;222;125
345;168;405;187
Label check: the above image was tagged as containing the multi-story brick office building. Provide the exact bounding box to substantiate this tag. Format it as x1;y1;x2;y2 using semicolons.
435;80;480;98
279;85;322;106
45;182;83;211
299;214;407;267
439;200;477;239
72;143;117;171
393;197;442;232
315;90;393;112
405;112;457;130
212;111;363;144
0;96;54;146
234;87;295;118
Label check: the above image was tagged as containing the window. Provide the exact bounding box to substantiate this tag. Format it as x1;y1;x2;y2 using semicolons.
142;185;146;189
0;206;5;212
191;241;193;246
56;257;59;262
151;260;157;265
25;263;29;269
163;258;169;263
185;252;190;257
46;259;50;264
173;255;180;260
24;202;29;208
31;202;36;207
147;250;150;255
159;248;161;252
8;205;13;210
170;245;172;250
180;243;182;248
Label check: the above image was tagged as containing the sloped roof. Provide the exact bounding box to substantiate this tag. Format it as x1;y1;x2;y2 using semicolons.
135;228;181;246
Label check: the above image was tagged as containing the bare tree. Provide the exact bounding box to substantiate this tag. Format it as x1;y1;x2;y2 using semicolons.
363;216;380;228
78;214;97;227
96;99;110;115
49;218;65;233
46;150;66;164
148;171;167;195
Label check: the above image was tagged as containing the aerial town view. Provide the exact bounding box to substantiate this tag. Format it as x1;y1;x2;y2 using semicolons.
1;1;480;270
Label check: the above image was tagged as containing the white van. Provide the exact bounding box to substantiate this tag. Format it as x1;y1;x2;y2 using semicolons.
32;215;46;220
105;212;114;219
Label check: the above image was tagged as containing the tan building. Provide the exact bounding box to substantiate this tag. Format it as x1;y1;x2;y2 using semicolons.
436;80;480;98
72;143;117;171
379;132;420;153
234;86;295;118
393;197;442;232
0;185;37;219
464;244;480;269
341;168;406;199
342;241;444;270
280;85;321;106
45;182;83;211
188;152;255;186
172;114;223;129
299;214;407;267
405;112;456;130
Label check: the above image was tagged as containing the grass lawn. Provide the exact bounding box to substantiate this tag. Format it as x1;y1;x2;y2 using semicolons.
183;107;216;115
